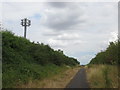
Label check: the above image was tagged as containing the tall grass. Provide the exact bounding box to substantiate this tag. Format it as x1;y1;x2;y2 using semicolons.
3;63;68;88
86;65;118;88
17;66;80;88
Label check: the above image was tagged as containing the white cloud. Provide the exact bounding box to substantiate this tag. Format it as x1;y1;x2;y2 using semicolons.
48;38;67;47
1;0;118;2
57;33;80;40
109;31;118;42
2;2;118;65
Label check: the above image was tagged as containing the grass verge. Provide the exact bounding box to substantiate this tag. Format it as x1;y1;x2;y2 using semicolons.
86;65;118;88
17;66;80;88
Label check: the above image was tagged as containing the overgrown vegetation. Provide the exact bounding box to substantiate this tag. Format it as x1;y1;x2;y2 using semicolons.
17;66;81;88
2;31;80;88
86;65;118;88
89;41;119;65
87;41;119;88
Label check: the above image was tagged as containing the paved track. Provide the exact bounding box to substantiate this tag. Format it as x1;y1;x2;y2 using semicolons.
66;68;89;88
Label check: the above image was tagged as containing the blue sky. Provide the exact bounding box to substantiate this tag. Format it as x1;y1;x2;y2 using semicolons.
1;1;118;65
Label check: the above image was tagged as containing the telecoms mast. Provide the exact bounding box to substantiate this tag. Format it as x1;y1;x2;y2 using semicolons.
21;18;31;38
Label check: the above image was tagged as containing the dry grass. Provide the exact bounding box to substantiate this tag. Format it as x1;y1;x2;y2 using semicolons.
86;65;118;88
17;66;80;88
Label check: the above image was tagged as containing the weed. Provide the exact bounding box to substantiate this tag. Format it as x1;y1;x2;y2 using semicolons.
86;65;118;88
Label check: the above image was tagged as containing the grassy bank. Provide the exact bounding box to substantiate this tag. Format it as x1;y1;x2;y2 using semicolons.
17;66;80;88
3;64;67;88
86;65;118;88
2;31;80;88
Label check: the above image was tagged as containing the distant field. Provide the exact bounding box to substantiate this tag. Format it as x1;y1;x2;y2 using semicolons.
86;65;119;88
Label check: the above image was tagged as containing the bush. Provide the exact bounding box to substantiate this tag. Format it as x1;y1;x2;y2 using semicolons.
89;41;119;65
2;30;80;88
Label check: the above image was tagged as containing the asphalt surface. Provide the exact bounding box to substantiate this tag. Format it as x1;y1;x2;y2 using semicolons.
66;68;89;88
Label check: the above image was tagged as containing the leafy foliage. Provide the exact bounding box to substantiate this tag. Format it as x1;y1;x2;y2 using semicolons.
2;31;79;88
89;41;119;65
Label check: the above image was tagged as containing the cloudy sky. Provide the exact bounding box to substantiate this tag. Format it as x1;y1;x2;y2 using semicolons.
1;1;118;65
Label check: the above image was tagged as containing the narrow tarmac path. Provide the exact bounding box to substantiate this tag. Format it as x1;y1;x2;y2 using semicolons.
66;68;89;88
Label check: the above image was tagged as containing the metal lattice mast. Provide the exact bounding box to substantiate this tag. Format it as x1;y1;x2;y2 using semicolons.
21;18;31;38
